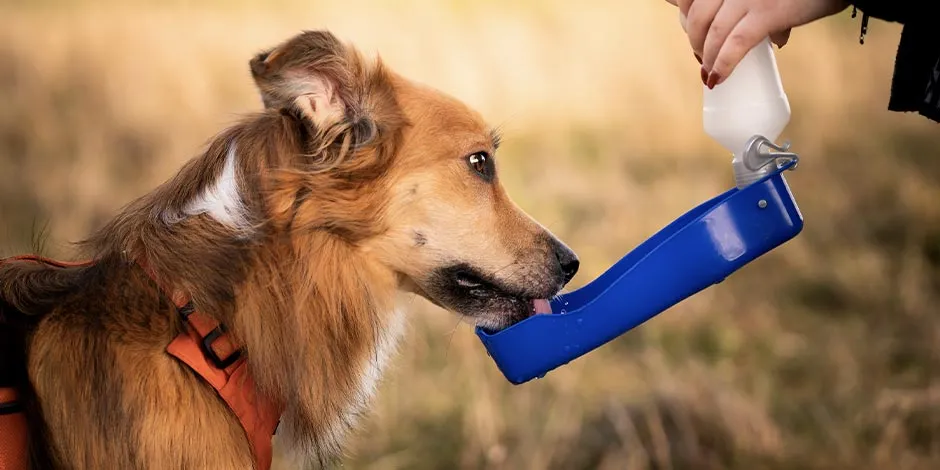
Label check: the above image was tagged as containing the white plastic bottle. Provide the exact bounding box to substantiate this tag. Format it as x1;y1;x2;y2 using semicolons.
702;37;791;189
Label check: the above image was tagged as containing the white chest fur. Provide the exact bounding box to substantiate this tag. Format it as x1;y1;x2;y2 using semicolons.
350;306;406;415
279;306;407;466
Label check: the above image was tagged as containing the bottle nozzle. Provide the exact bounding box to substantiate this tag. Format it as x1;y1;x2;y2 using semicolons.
732;135;800;188
742;135;799;171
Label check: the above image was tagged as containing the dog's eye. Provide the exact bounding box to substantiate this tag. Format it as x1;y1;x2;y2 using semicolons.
467;152;494;182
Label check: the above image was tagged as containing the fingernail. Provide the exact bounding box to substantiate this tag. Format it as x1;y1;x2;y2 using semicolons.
706;71;720;89
693;53;702;65
700;67;708;86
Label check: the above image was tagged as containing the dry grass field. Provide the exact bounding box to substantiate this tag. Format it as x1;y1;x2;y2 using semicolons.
2;1;940;469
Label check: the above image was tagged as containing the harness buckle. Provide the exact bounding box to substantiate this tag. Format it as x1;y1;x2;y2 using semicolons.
202;325;243;370
178;301;242;370
0;398;24;416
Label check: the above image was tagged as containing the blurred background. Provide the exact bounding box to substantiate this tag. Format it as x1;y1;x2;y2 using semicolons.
2;0;940;468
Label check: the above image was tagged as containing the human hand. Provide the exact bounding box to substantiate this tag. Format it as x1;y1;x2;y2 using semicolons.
662;0;851;87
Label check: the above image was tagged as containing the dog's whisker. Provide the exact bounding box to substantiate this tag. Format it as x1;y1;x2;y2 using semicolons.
443;318;464;362
490;260;521;277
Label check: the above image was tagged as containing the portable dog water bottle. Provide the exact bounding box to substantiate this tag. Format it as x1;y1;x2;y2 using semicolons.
704;37;792;188
476;39;803;385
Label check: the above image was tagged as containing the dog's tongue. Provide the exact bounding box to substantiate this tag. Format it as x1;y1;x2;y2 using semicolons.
532;299;552;315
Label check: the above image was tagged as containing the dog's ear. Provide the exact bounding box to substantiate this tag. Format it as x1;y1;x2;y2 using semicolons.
250;31;354;130
249;30;404;169
251;32;407;234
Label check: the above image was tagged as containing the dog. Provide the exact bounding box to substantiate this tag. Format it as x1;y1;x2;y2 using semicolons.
0;30;579;469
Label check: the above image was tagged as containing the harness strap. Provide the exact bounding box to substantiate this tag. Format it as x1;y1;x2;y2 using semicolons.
0;388;27;470
3;254;94;269
165;305;282;470
137;257;283;470
0;256;46;470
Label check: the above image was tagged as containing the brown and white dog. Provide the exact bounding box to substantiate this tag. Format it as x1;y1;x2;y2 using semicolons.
0;30;578;469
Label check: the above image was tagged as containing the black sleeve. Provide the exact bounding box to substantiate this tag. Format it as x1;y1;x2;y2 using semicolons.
849;1;940;122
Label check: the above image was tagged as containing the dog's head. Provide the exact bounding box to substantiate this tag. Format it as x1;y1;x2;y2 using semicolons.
250;31;578;330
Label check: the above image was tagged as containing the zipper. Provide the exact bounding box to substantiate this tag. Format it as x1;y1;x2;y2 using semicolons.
852;6;870;44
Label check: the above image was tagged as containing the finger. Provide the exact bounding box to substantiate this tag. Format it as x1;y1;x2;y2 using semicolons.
710;14;770;87
700;0;747;73
684;0;724;58
663;0;679;6
676;0;694;33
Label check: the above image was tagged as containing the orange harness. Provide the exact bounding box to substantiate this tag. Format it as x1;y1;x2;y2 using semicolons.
0;255;283;470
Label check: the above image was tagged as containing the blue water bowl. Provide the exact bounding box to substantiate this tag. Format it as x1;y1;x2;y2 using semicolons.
476;158;803;385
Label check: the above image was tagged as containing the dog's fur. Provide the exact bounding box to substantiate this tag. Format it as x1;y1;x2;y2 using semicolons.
0;30;578;469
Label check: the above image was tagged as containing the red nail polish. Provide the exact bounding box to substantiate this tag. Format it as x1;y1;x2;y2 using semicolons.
694;53;702;65
706;71;720;89
700;67;708;86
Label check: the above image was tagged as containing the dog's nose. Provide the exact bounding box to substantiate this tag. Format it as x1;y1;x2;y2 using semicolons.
552;239;580;285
